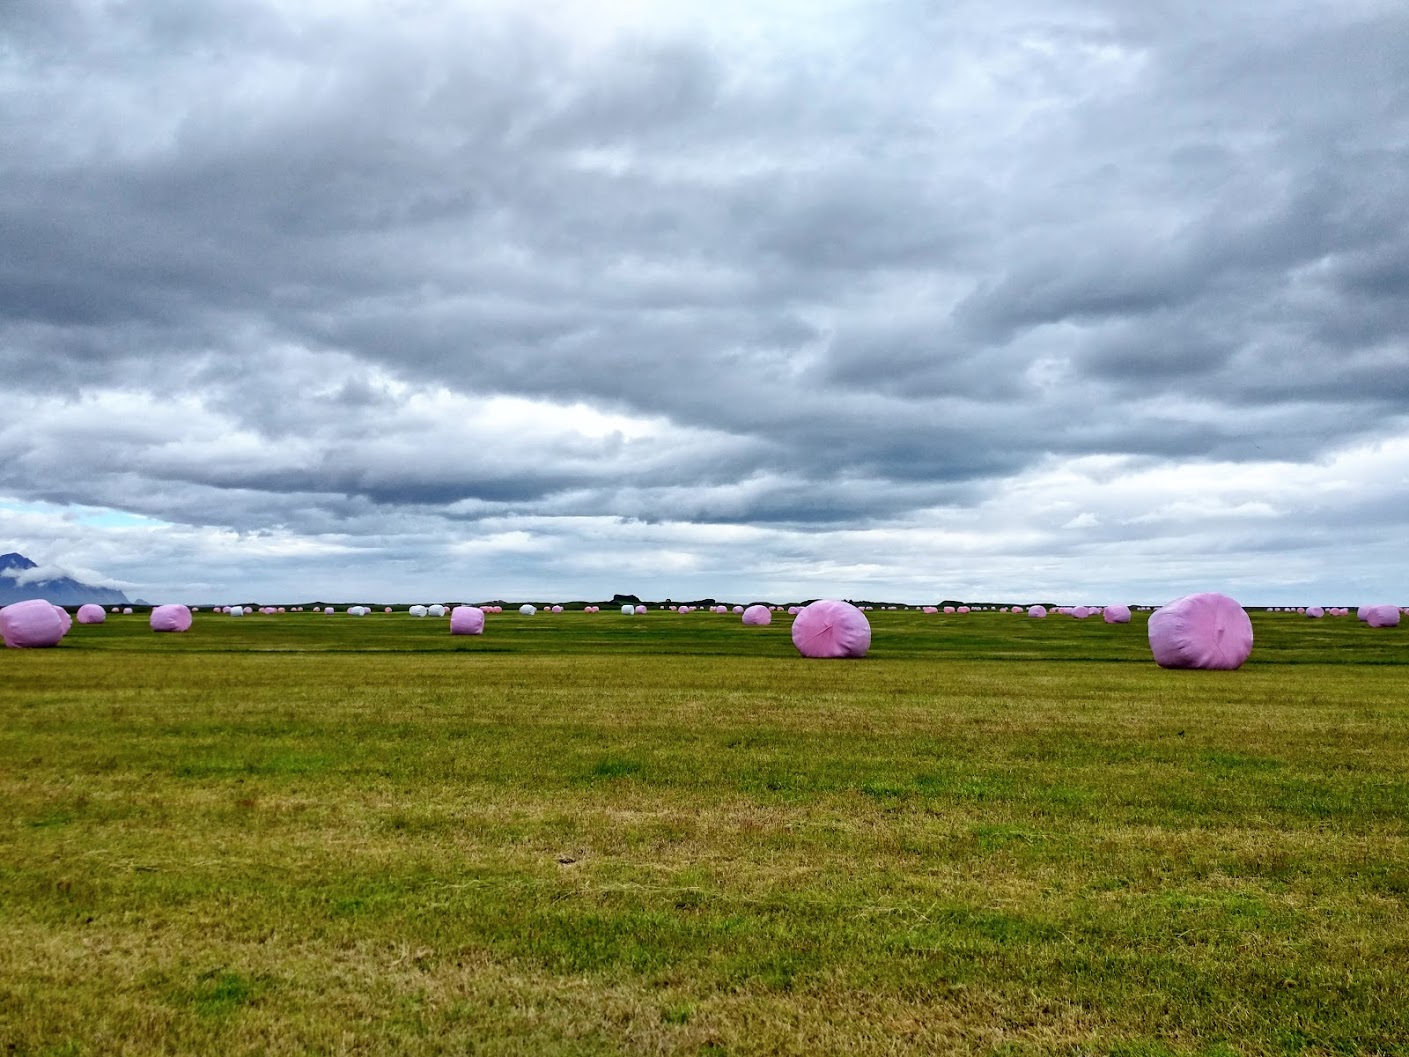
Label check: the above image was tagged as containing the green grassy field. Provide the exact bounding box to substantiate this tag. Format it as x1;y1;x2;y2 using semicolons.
3;609;1407;1055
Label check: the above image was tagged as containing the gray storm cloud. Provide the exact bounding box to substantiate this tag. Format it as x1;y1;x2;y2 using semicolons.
2;0;1406;601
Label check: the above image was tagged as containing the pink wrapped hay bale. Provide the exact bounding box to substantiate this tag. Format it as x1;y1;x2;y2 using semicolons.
77;603;106;625
957;605;970;614
922;606;937;614
450;605;485;635
733;605;744;613
52;605;73;635
791;600;871;659
943;606;955;614
1305;606;1324;618
635;605;647;614
742;604;771;626
122;607;133;615
1357;606;1371;622
1365;604;1400;628
1028;605;1047;619
1;599;68;648
1103;604;1132;624
1147;592;1253;670
150;604;193;633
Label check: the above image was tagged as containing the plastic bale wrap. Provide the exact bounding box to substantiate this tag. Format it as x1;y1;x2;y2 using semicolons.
635;605;647;614
621;604;636;615
519;604;536;616
1072;606;1091;619
150;604;193;633
1306;606;1325;619
1357;606;1371;622
1365;604;1400;628
1027;605;1047;619
791;600;871;659
428;604;446;617
1148;592;1253;670
76;603;106;625
1;599;68;648
957;605;970;614
228;606;244;618
552;605;564;614
742;604;772;626
450;605;485;635
122;607;133;615
409;605;428;617
52;606;73;635
1103;604;1131;624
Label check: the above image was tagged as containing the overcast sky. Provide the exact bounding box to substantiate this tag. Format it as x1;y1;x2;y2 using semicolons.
3;0;1407;605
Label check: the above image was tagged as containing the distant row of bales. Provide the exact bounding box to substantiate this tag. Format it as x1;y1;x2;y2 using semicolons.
1;594;1402;669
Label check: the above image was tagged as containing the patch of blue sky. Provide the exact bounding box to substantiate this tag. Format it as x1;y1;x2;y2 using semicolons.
0;498;164;528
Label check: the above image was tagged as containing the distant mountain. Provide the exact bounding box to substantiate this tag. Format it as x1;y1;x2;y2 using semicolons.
0;552;132;607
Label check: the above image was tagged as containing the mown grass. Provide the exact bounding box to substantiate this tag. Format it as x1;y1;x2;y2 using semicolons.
2;609;1407;1055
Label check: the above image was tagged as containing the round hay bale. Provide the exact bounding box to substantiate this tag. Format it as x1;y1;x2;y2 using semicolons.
791;600;871;659
635;605;647;614
1028;605;1047;619
1;599;67;648
1148;592;1253;670
77;603;106;625
1305;606;1324;618
742;604;771;626
1365;604;1400;628
519;604;537;616
1103;604;1132;624
150;604;193;633
450;605;485;635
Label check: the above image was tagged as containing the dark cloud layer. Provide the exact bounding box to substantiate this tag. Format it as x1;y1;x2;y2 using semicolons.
2;0;1408;599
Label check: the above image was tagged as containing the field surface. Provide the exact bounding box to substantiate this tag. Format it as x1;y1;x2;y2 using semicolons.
2;608;1407;1056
